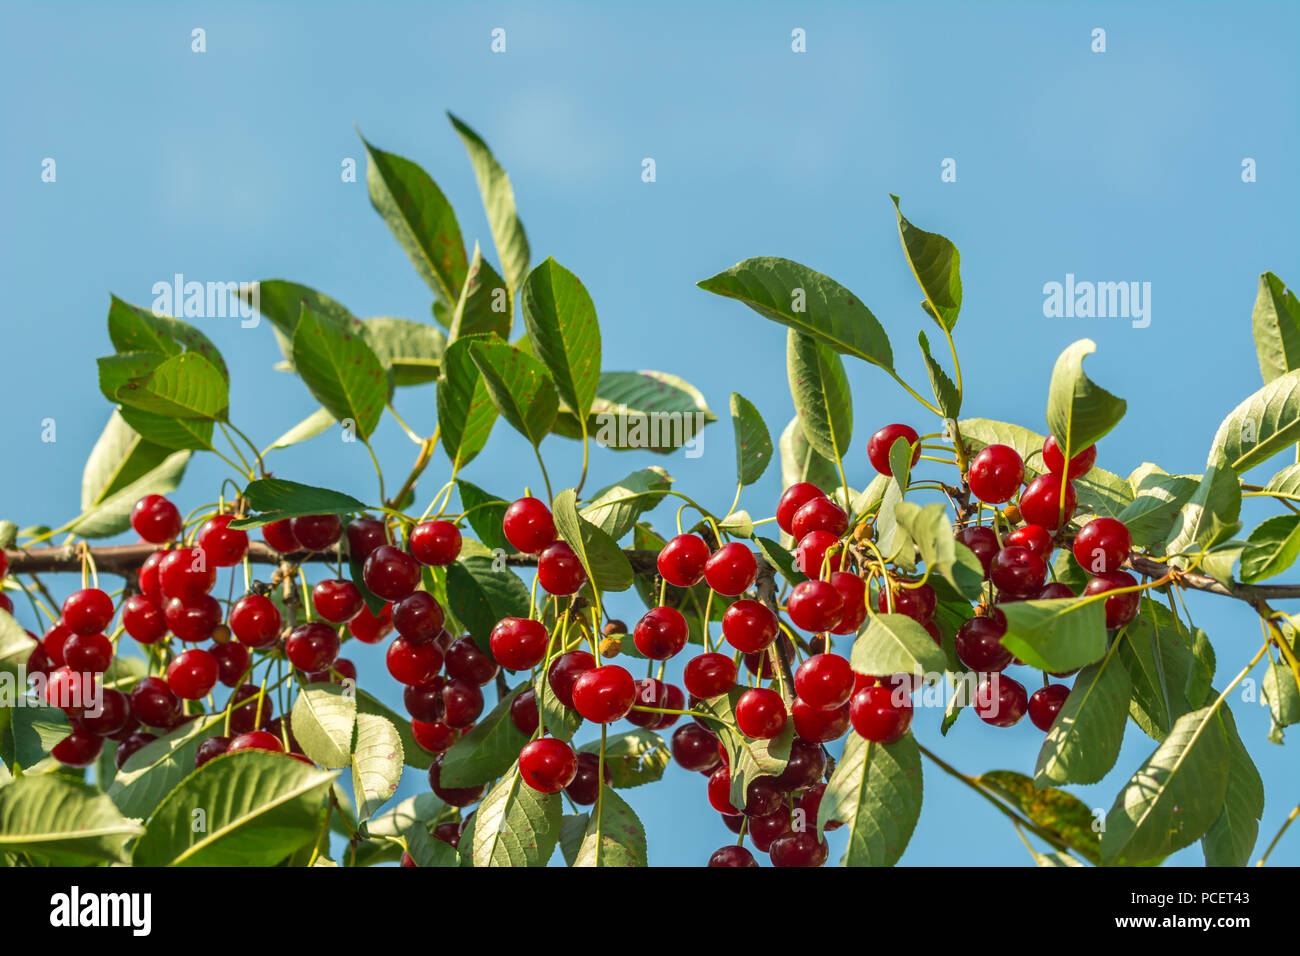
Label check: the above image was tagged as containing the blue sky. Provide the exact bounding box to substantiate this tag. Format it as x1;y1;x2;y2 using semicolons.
2;1;1298;866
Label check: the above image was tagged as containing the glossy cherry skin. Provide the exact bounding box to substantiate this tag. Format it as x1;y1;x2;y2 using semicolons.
130;494;183;543
564;751;612;805
770;830;829;867
290;514;342;552
197;513;249;566
194;736;232;769
159;547;217;603
721;599;778;653
795;653;855;710
62;588;115;636
409;520;462;566
164;595;222;642
428;758;488;807
957;525;999;576
363;545;422;602
392;591;446;643
412;720;458;754
307;657;356;686
385;635;443;686
709;845;759;867
490;617;550;671
262;518;301;554
704;543;758;596
519;737;579;793
44;667;95;718
683;652;737;699
79;688;130;737
114;731;158;769
791;497;848;540
547;651;596;709
707;765;740;815
747;806;792;853
1028;683;1071;731
990;546;1048;598
120;594;166;644
229;593;282;648
1019;475;1078;531
849;685;913;743
52;728;104;768
968;444;1025;504
1004;523;1052;560
502;497;557;553
227;684;274;735
1083;570;1140;628
741;775;785;817
211;642;251;687
138;550;165;604
672;723;721;773
626;677;672;729
403;677;447;721
228;730;285;754
777;737;827;791
165;648;219;700
792;698;851;743
285;623;340;673
868;423;921;475
876;581;936;624
510;688;540;735
657;533;710;587
735;688;788;739
788;580;844;633
42;621;74;667
347;602;392;644
796;529;840;579
1042;436;1096;479
954;615;1013;672
1073;517;1132;575
537;541;587;595
130;676;180;728
633;606;689;659
828;571;867;635
777;482;826;535
64;632;113;673
445;637;498;686
346;516;388;563
440;678;484;728
974;674;1029;727
1037;581;1076;600
312;579;364;624
572;665;636;723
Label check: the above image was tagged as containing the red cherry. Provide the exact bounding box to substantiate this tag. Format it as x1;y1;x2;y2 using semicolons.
1073;517;1132;575
707;765;739;815
868;424;921;475
307;657;356;686
709;845;759;867
197;513;249;566
795;653;854;710
1083;570;1140;628
159;547;216;602
510;688;540;735
348;602;392;644
62;588;114;635
312;579;364;624
286;623;340;673
1005;524;1053;559
519;737;579;793
80;688;130;737
954;615;1013;672
409;520;462;566
537;541;586;595
64;632;113;673
990;546;1048;598
735;687;787;739
1037;581;1076;600
404;678;447;721
262;519;301;554
795;530;840;579
791;497;848;540
547;651;596;709
742;635;795;679
52;728;104;768
121;594;166;644
876;581;936;624
290;514;342;552
346;517;388;563
392;591;446;643
968;444;1025;504
704;543;757;596
748;809;793;853
429;757;488;807
129;676;180;728
194;736;232;768
956;525;999;575
164;595;222;642
721;599;778;653
777;737;827;791
0;594;10;615
229;593;282;648
671;723;720;773
633;606;689;660
683;652;737;699
228;730;285;754
1042;436;1096;479
741;775;785;816
362;545;422;602
412;720;458;754
138;550;165;605
502;497;556;553
828;571;867;635
564;751;612;805
166;648;219;700
792;698;851;742
386;635;443;686
769;830;829;868
626;677;672;729
441;678;485;728
490;618;550;670
974;674;1029;727
1029;683;1071;731
788;579;844;633
211;642;251;687
42;621;73;666
656;533;710;587
1019;475;1078;531
572;665;636;723
777;482;826;536
227;684;274;734
445;637;498;686
130;494;182;543
849;685;912;743
114;731;158;769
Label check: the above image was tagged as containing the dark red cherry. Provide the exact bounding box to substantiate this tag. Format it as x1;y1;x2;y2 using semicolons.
632;606;689;660
672;722;721;773
346;516;388;563
502;497;556;554
510;688;540;735
564;750;612;805
518;737;579;793
442;678;484;728
868;423;921;475
64;632;113;673
1042;436;1096;479
708;845;759;867
409;520;462;566
683;652;737;699
721;599;777;653
42;621;73;666
130;494;182;543
777;736;827;791
1073;517;1132;575
1029;683;1071;731
386;635;443;686
362;545;421;602
792;698;851;743
286;623;340;673
52;728;104;768
490;617;550;670
121;594;166;644
227;684;274;735
956;525;999;576
114;731;158;769
262;518;301;554
129;676;180;728
228;730;284;754
445;637;498;686
211;642;251;687
546;651;596;709
290;514;342;552
80;688;130;737
194;735;232;768
1037;581;1076;600
229;593;282;648
954;615;1013;672
876;581;936;624
626;677;672;730
164;595;222;642
769;830;829;867
704;543;757;596
428;758;488;807
312;579;364;624
572;665;636;723
657;533;710;587
1083;570;1140;628
974;674;1029;727
968;444;1025;504
62;588;114;636
404;677;447;722
849;685;912;743
392;591;446;643
197;513;249;566
990;546;1048;598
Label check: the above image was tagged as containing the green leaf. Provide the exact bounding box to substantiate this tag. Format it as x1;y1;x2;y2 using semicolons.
999;597;1108;673
817;732;922;866
1261;629;1299;742
1045;339;1126;459
471;762;561;867
580;467;673;541
1164;465;1242;558
698;257;893;369
440;683;531;788
230;478;366;530
449;243;512;342
292;306;387;440
404;821;461;867
786;329;852;466
552;488;634;593
107;715;227;819
521;257;601;418
978;770;1100;864
554;370;717;453
240;279;354;359
726;392;772;487
262;407;336;456
107;294;228;380
445;556;531;650
1100;704;1231;866
351;712;403;820
578;730;670;789
1074;466;1133;520
455;479;513;553
0;612;36;665
572;786;647;866
117;407;215;451
355;690;432;770
360;316;446;387
1240;514;1300;583
1265;462;1300;498
113;351;229;421
448;112;530;302
892;501;984;600
1209;367;1300;473
69;415;192;539
559;812;587;866
1034;649;1130;787
534;669;582;743
917;330;961;418
754;535;807;586
2;705;70;770
1201;705;1263;866
291;683;356;770
1251;271;1300;384
851;613;948;679
468;338;559;447
1117;466;1200;551
0;775;142;864
891;195;962;332
361;135;468;307
437;335;499;468
778;416;839;495
1118;600;1213;741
